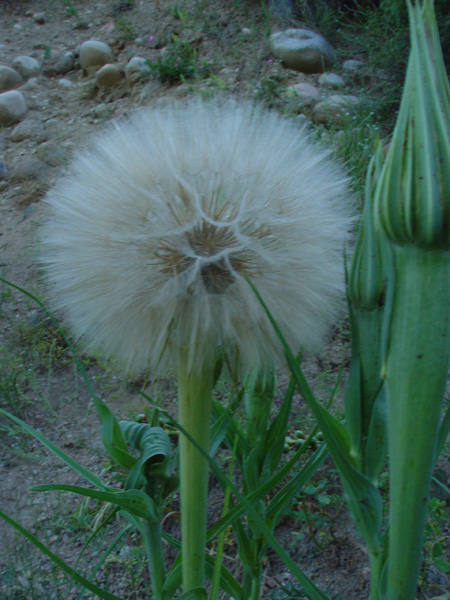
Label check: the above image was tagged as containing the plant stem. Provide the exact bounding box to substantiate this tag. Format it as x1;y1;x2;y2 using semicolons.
368;546;384;600
143;520;166;600
177;352;215;593
384;246;450;600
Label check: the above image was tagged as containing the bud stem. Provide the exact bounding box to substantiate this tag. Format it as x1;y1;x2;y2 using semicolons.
384;245;450;600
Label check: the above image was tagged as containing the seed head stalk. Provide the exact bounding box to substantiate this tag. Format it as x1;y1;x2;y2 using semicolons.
177;351;216;592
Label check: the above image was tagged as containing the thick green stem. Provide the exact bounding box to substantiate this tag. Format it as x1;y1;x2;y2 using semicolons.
177;353;215;593
143;520;166;600
384;246;450;600
368;547;384;600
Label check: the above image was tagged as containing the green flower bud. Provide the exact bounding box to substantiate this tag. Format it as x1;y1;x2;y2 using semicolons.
348;142;386;310
375;0;450;249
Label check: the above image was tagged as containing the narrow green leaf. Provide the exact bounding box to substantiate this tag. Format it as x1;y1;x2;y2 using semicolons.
31;484;159;521
161;413;332;600
0;510;126;600
0;278;136;471
75;525;131;600
247;278;383;552
0;409;106;490
177;588;207;600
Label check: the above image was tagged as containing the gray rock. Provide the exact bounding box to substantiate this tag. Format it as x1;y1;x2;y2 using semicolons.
0;66;23;91
96;63;123;88
0;90;27;125
37;142;67;166
12;56;41;79
10;156;47;182
54;53;75;75
93;103;110;118
125;56;152;84
58;78;74;89
8;118;43;142
318;72;344;89
343;59;365;73
269;29;335;73
20;77;40;91
289;82;321;107
313;94;359;124
0;161;9;180
33;13;46;24
79;40;114;70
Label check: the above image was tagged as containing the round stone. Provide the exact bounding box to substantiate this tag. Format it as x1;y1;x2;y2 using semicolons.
0;66;23;92
125;56;152;84
289;82;321;107
96;64;123;88
269;29;335;74
313;94;359;124
79;41;114;70
319;72;345;89
13;56;41;79
0;90;27;125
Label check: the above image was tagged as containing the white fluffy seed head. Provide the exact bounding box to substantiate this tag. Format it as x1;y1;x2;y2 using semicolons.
41;98;354;375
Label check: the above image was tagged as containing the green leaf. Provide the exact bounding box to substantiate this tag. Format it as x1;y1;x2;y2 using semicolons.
120;421;174;501
0;278;136;471
265;376;295;474
434;558;450;573
247;278;383;553
177;588;207;600
75;525;131;600
161;413;332;600
31;484;159;521
0;510;126;600
0;409;106;490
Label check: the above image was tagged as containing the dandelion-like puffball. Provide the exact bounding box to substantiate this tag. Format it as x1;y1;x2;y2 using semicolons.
41;99;353;375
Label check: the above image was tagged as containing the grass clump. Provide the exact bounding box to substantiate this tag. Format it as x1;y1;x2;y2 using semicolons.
146;35;212;83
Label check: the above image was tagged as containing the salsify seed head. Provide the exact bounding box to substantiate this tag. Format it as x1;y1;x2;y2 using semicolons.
41;99;354;375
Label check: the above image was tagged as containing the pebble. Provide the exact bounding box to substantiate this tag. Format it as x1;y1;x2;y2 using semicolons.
313;94;359;124
0;161;9;180
0;66;23;92
12;56;41;79
79;40;114;70
8;118;43;142
93;102;110;118
289;82;321;107
96;63;123;88
319;72;344;89
0;90;27;125
58;78;74;89
125;56;152;84
37;142;67;166
10;156;47;182
20;77;40;91
270;29;335;73
343;59;365;73
241;27;252;38
54;53;75;75
33;13;46;25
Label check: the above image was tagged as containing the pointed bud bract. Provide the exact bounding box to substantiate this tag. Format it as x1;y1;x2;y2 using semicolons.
348;142;386;310
375;0;450;249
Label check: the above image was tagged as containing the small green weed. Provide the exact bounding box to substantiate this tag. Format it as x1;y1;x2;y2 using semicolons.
114;16;136;40
12;314;71;372
421;498;450;583
289;475;343;551
147;35;212;84
61;0;79;19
